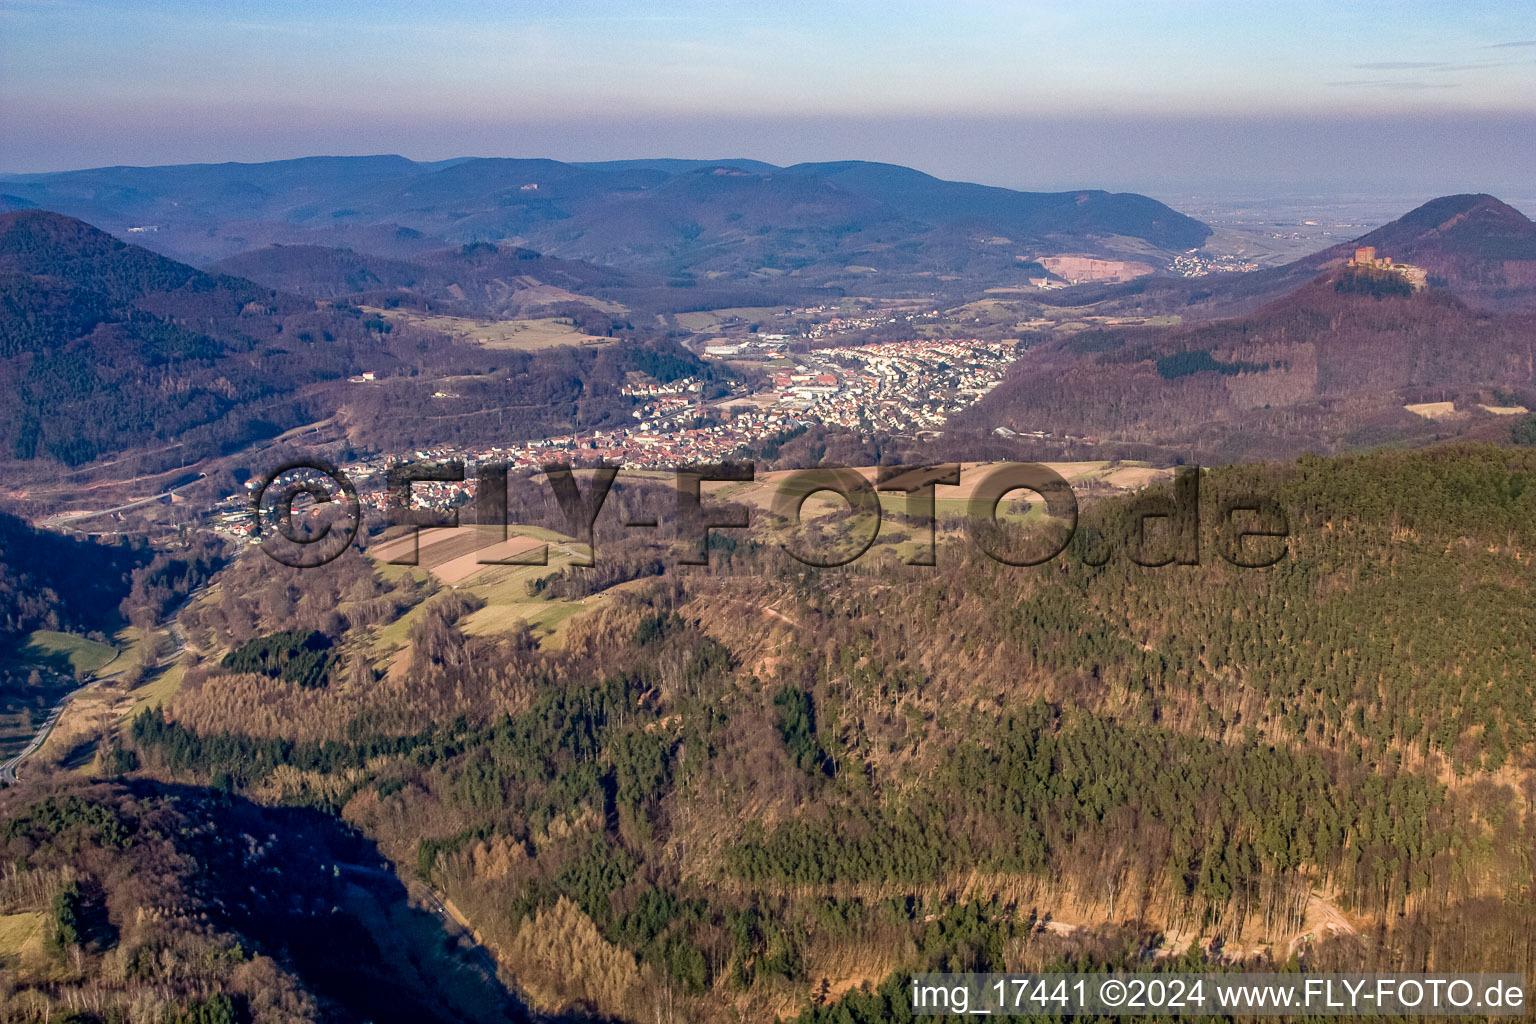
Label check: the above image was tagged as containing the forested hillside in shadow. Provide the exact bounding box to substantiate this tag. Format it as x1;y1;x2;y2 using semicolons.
0;781;531;1023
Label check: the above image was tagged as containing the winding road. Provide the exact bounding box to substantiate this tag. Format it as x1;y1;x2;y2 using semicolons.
0;621;186;785
0;691;77;784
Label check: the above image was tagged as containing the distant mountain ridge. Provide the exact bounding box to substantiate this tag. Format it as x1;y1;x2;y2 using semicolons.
0;154;1211;287
785;160;1205;250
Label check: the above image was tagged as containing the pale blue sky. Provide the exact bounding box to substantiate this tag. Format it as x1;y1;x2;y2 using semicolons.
2;0;1533;189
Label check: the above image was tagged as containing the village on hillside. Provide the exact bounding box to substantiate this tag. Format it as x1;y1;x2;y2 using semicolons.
208;336;1023;539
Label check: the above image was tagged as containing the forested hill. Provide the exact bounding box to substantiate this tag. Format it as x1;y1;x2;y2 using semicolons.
0;210;732;476
0;510;144;637
1235;193;1536;314
964;254;1536;462
0;210;442;467
0;781;530;1022
0;209;279;313
1048;193;1536;318
1337;193;1536;310
210;239;649;322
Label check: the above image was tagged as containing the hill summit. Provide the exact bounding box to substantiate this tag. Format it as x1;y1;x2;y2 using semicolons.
1251;193;1536;312
1340;194;1536;308
1071;193;1536;317
967;194;1536;461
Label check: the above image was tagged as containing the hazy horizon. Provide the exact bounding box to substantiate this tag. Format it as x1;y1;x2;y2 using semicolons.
3;0;1533;195
3;120;1534;213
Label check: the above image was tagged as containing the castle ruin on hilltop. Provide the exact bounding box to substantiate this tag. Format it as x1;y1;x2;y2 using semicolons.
1347;246;1429;291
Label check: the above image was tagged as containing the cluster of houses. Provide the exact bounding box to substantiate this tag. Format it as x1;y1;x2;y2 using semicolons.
209;411;817;543
619;376;703;398
208;336;1019;543
773;338;1018;431
794;307;942;341
1170;250;1260;277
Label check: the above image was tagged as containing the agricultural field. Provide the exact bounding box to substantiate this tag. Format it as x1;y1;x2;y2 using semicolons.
455;560;594;648
361;308;613;350
20;630;118;676
369;525;589;585
367;524;602;652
